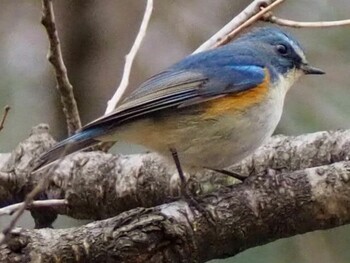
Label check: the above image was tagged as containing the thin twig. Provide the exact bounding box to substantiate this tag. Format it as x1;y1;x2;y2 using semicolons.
0;178;48;245
264;15;350;28
0;199;67;216
105;0;154;114
0;105;10;132
194;0;276;54
41;0;81;135
0;158;63;245
213;0;285;49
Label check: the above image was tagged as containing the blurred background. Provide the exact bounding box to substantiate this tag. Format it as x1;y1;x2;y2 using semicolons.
0;0;350;262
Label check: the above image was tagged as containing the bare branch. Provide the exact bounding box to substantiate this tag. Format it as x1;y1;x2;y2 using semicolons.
0;199;67;216
2;126;350;222
41;0;81;135
0;105;10;132
264;14;350;28
212;0;285;49
105;0;154;114
0;178;48;245
194;0;280;53
2;161;350;262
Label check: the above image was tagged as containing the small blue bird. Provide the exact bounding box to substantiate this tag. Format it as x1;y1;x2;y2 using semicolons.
34;27;324;188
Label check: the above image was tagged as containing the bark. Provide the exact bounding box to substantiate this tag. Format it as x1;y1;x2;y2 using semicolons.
1;125;350;262
1;160;350;262
1;125;350;220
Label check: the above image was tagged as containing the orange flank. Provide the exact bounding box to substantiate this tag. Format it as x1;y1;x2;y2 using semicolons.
202;68;270;118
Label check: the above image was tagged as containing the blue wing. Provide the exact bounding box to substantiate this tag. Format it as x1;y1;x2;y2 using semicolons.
83;64;266;130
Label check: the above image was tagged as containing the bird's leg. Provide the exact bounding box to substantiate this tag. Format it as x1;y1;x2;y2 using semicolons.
208;168;247;182
169;147;189;197
169;148;215;225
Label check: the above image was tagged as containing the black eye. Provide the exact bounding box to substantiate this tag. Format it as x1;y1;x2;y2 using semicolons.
276;44;288;55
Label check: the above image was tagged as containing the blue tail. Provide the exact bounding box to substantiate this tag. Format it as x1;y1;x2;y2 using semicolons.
33;128;102;171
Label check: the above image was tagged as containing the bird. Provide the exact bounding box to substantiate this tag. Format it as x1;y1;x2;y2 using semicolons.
33;27;324;195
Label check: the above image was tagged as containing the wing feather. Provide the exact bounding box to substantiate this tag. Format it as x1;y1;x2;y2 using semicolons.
82;65;266;131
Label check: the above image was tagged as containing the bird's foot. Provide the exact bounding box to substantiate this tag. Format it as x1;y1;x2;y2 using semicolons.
169;147;215;225
180;183;215;226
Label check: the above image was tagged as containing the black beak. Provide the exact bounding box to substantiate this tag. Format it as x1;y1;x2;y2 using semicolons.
300;64;325;75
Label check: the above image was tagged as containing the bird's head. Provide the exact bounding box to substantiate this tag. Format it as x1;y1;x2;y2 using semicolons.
237;27;324;88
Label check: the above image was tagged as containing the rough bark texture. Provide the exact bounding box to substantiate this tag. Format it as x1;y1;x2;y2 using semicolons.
1;125;350;262
1;161;350;262
1;126;350;220
0;125;235;220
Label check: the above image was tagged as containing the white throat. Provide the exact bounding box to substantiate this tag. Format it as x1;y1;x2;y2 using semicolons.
279;68;304;94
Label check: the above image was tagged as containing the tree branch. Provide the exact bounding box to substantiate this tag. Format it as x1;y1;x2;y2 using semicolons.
105;0;154;114
41;0;81;135
212;0;285;49
1;160;350;262
194;0;280;53
264;14;350;28
0;199;67;216
1;126;350;221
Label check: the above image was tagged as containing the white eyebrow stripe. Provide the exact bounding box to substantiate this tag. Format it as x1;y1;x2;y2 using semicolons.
279;33;307;63
294;45;307;63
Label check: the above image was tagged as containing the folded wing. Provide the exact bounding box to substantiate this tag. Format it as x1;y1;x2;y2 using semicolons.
83;65;266;131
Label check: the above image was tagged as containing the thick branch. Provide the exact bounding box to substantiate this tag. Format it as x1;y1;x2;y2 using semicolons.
1;161;350;262
1;126;350;221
